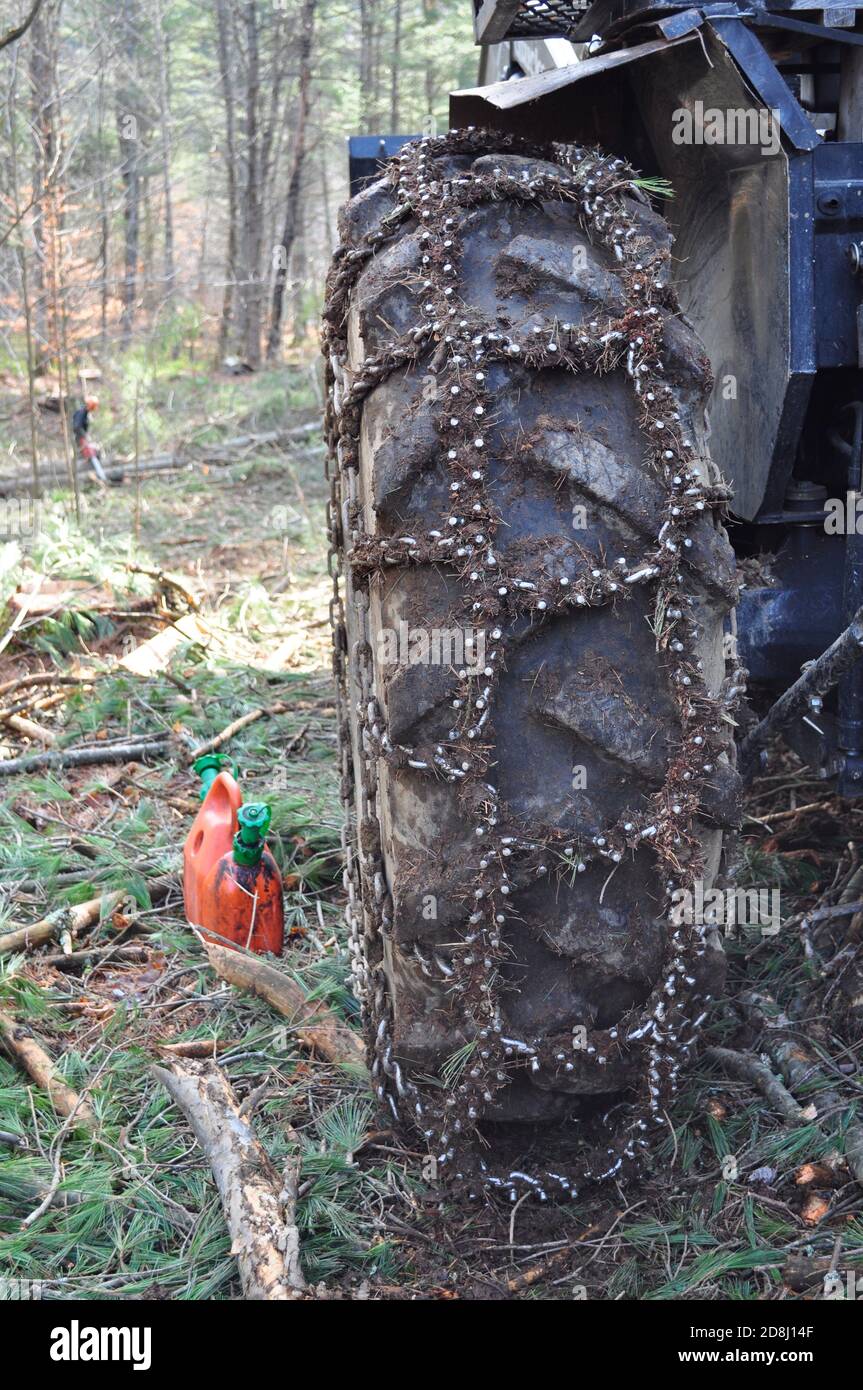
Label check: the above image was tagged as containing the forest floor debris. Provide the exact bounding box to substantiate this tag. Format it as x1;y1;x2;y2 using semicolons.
0;365;862;1299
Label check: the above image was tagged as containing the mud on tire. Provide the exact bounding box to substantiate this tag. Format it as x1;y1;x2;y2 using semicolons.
325;135;740;1138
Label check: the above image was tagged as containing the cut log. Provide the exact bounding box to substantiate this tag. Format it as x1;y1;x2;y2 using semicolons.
4;713;56;746
0;422;321;498
153;1060;306;1299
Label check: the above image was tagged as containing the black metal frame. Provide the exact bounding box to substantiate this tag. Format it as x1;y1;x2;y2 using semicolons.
472;1;863;46
461;3;863;789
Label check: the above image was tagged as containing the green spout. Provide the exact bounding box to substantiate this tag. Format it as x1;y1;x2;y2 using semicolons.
232;802;271;867
193;753;236;801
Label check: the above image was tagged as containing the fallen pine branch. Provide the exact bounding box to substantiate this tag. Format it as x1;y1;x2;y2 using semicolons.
740;991;863;1184
0;672;90;700
704;1045;808;1127
0;689;67;724
193;422;319;456
152;1059;306;1299
0;733;170;778
803;899;863;927
127;564;201;612
40;944;150;969
199;937;367;1070
740;604;863;777
188;701;290;761
0;1011;97;1132
756;800;835;826
0;877;172;956
0;891;126;957
2;712;56;746
505;1218;609;1294
10;857;163;895
156;1038;236;1058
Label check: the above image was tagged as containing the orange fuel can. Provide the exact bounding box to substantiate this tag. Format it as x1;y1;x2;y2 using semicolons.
183;754;242;928
199;803;285;955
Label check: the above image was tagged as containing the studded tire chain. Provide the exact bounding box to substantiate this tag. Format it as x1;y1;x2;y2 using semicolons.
322;130;745;1203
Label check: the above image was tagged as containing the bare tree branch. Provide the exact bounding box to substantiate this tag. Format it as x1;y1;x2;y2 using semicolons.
0;0;45;54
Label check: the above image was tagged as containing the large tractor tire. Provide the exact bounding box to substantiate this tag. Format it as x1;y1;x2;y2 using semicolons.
324;133;740;1180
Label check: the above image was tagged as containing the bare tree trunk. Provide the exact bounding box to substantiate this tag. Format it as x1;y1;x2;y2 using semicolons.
259;5;289;219
259;16;292;320
422;0;436;121
97;58;109;353
28;0;56;357
48;177;78;520
153;0;175;298
319;143;333;253
115;0;145;348
358;0;377;130
20;0;82;515
197;181;211;300
153;1061;306;1300
289;218;307;346
6;55;41;497
28;0;77;515
390;0;401;130
236;0;263;367
141;169;155;315
266;0;315;362
215;0;238;362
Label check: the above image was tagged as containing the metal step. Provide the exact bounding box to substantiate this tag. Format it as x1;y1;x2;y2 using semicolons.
473;0;589;44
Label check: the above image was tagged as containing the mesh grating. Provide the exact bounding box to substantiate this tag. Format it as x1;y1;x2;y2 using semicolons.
476;0;589;40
